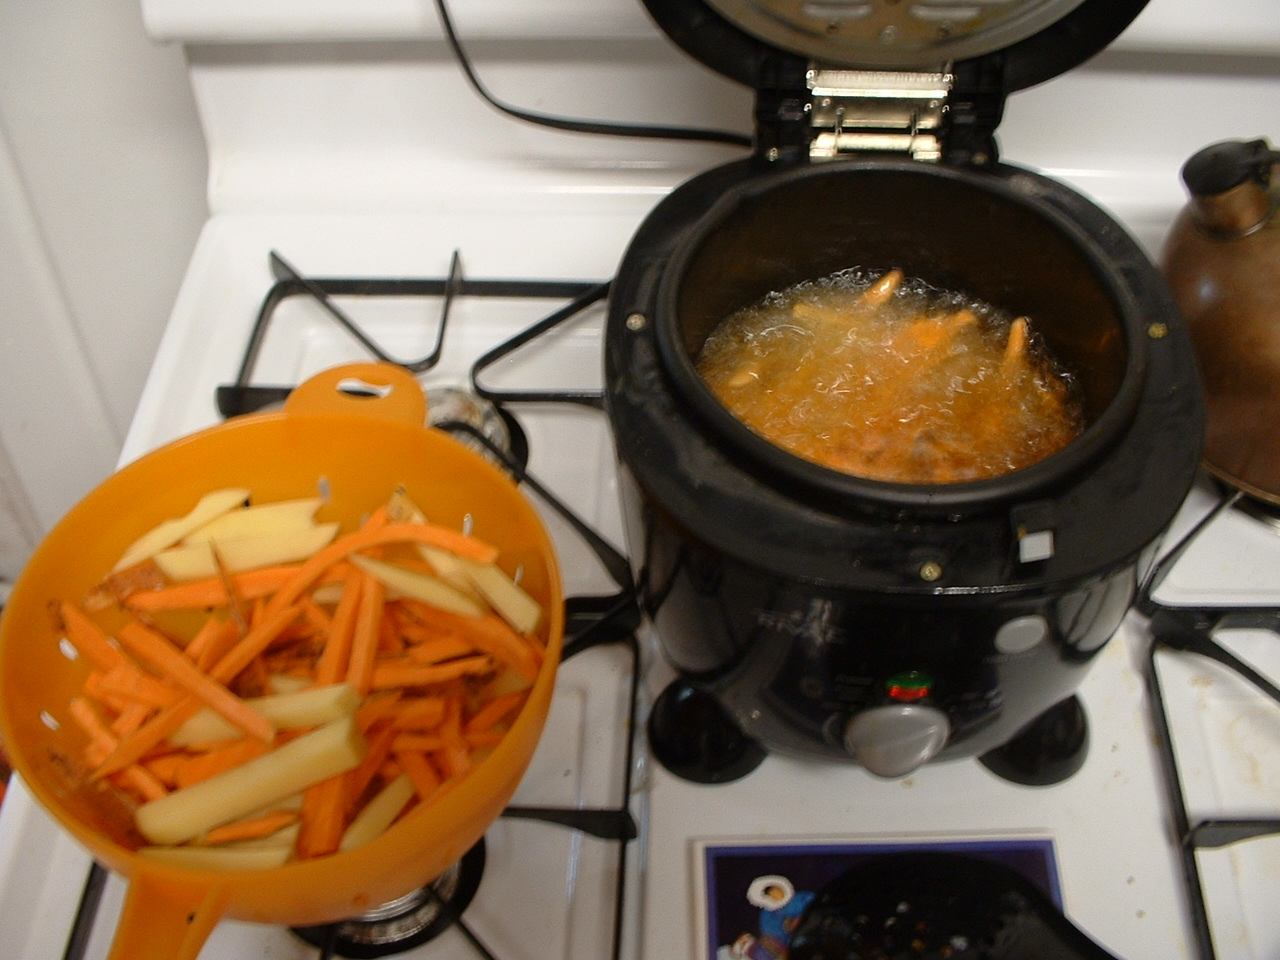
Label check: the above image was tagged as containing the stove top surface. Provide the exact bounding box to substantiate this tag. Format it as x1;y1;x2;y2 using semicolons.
3;209;1279;960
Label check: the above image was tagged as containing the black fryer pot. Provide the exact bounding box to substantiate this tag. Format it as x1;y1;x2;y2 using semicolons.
604;0;1204;781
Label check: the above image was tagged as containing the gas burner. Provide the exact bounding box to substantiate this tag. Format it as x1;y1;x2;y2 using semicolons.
428;386;529;473
292;841;486;958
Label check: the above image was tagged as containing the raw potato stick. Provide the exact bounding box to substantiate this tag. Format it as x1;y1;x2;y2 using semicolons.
167;682;360;747
339;772;415;851
135;716;367;846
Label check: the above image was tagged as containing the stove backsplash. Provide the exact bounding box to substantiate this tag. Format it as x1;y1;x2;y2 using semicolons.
139;0;1280;260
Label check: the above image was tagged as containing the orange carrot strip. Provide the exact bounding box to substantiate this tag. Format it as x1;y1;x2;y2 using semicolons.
88;662;181;710
344;723;397;809
200;809;299;846
144;753;185;786
301;597;334;636
125;564;304;611
110;701;152;739
175;738;272;789
464;729;506;750
464;690;528;735
69;697;117;755
95;603;303;776
369;656;495;691
405;636;477;664
377;608;404;655
58;601;125;671
297;775;347;860
401;606;541;683
186;615;229;665
116;621;275;744
116;763;168;802
355;691;402;730
263;522;500;620
94;698;202;777
313;569;362;686
436;697;471;780
346;573;386;697
192;618;241;673
391;732;445;752
395;750;442;799
389;697;447;730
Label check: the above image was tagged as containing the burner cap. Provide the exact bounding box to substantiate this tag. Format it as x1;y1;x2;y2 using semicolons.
292;840;486;958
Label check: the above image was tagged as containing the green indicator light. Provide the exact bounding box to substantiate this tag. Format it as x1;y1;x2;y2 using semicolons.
886;670;933;702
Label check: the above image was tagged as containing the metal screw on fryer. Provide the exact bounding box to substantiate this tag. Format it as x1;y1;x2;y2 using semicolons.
919;560;943;582
626;312;647;331
1147;322;1169;339
766;147;781;162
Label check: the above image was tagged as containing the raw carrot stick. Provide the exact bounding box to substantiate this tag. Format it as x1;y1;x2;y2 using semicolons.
58;601;125;671
346;573;385;697
69;697;118;756
116;621;275;744
94;698;203;778
96;604;304;777
369;656;495;691
110;701;152;739
296;775;348;860
87;662;181;710
174;738;272;789
144;752;185;788
125;564;303;611
388;696;447;731
400;605;541;683
301;597;333;637
117;763;169;802
344;723;397;809
200;809;299;846
313;567;362;686
395;749;442;799
464;690;528;735
263;522;500;620
70;698;169;800
391;732;445;753
404;636;477;665
190;618;241;673
354;691;402;730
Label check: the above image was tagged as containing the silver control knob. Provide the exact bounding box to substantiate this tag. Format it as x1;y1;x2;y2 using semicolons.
843;704;950;778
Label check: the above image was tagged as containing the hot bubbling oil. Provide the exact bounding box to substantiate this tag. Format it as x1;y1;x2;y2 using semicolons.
696;268;1085;484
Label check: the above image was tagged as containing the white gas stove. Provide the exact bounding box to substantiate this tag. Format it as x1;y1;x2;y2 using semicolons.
2;1;1280;959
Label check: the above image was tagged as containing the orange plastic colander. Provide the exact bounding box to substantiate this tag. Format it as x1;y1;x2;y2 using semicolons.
0;363;564;959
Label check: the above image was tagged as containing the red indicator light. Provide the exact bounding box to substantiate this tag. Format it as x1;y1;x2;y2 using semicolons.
886;671;932;702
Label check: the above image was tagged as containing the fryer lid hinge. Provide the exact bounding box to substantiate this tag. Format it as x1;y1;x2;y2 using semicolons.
805;66;953;163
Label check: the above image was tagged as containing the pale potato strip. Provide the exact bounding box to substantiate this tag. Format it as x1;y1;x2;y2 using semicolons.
338;772;416;851
167;683;361;747
349;554;486;617
455;556;543;635
112;487;251;572
183;498;324;543
152;522;341;580
136;716;366;846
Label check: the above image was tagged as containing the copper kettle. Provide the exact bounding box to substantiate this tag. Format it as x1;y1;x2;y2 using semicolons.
1161;137;1280;503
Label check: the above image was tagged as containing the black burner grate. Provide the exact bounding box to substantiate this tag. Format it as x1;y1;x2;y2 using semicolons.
1138;486;1280;960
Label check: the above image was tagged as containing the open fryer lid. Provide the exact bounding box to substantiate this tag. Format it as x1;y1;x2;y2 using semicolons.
640;0;1149;89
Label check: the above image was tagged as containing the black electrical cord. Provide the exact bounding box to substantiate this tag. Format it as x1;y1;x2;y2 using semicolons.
430;0;753;148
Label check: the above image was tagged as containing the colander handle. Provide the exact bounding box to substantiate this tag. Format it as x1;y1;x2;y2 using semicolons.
106;868;229;960
283;362;427;426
